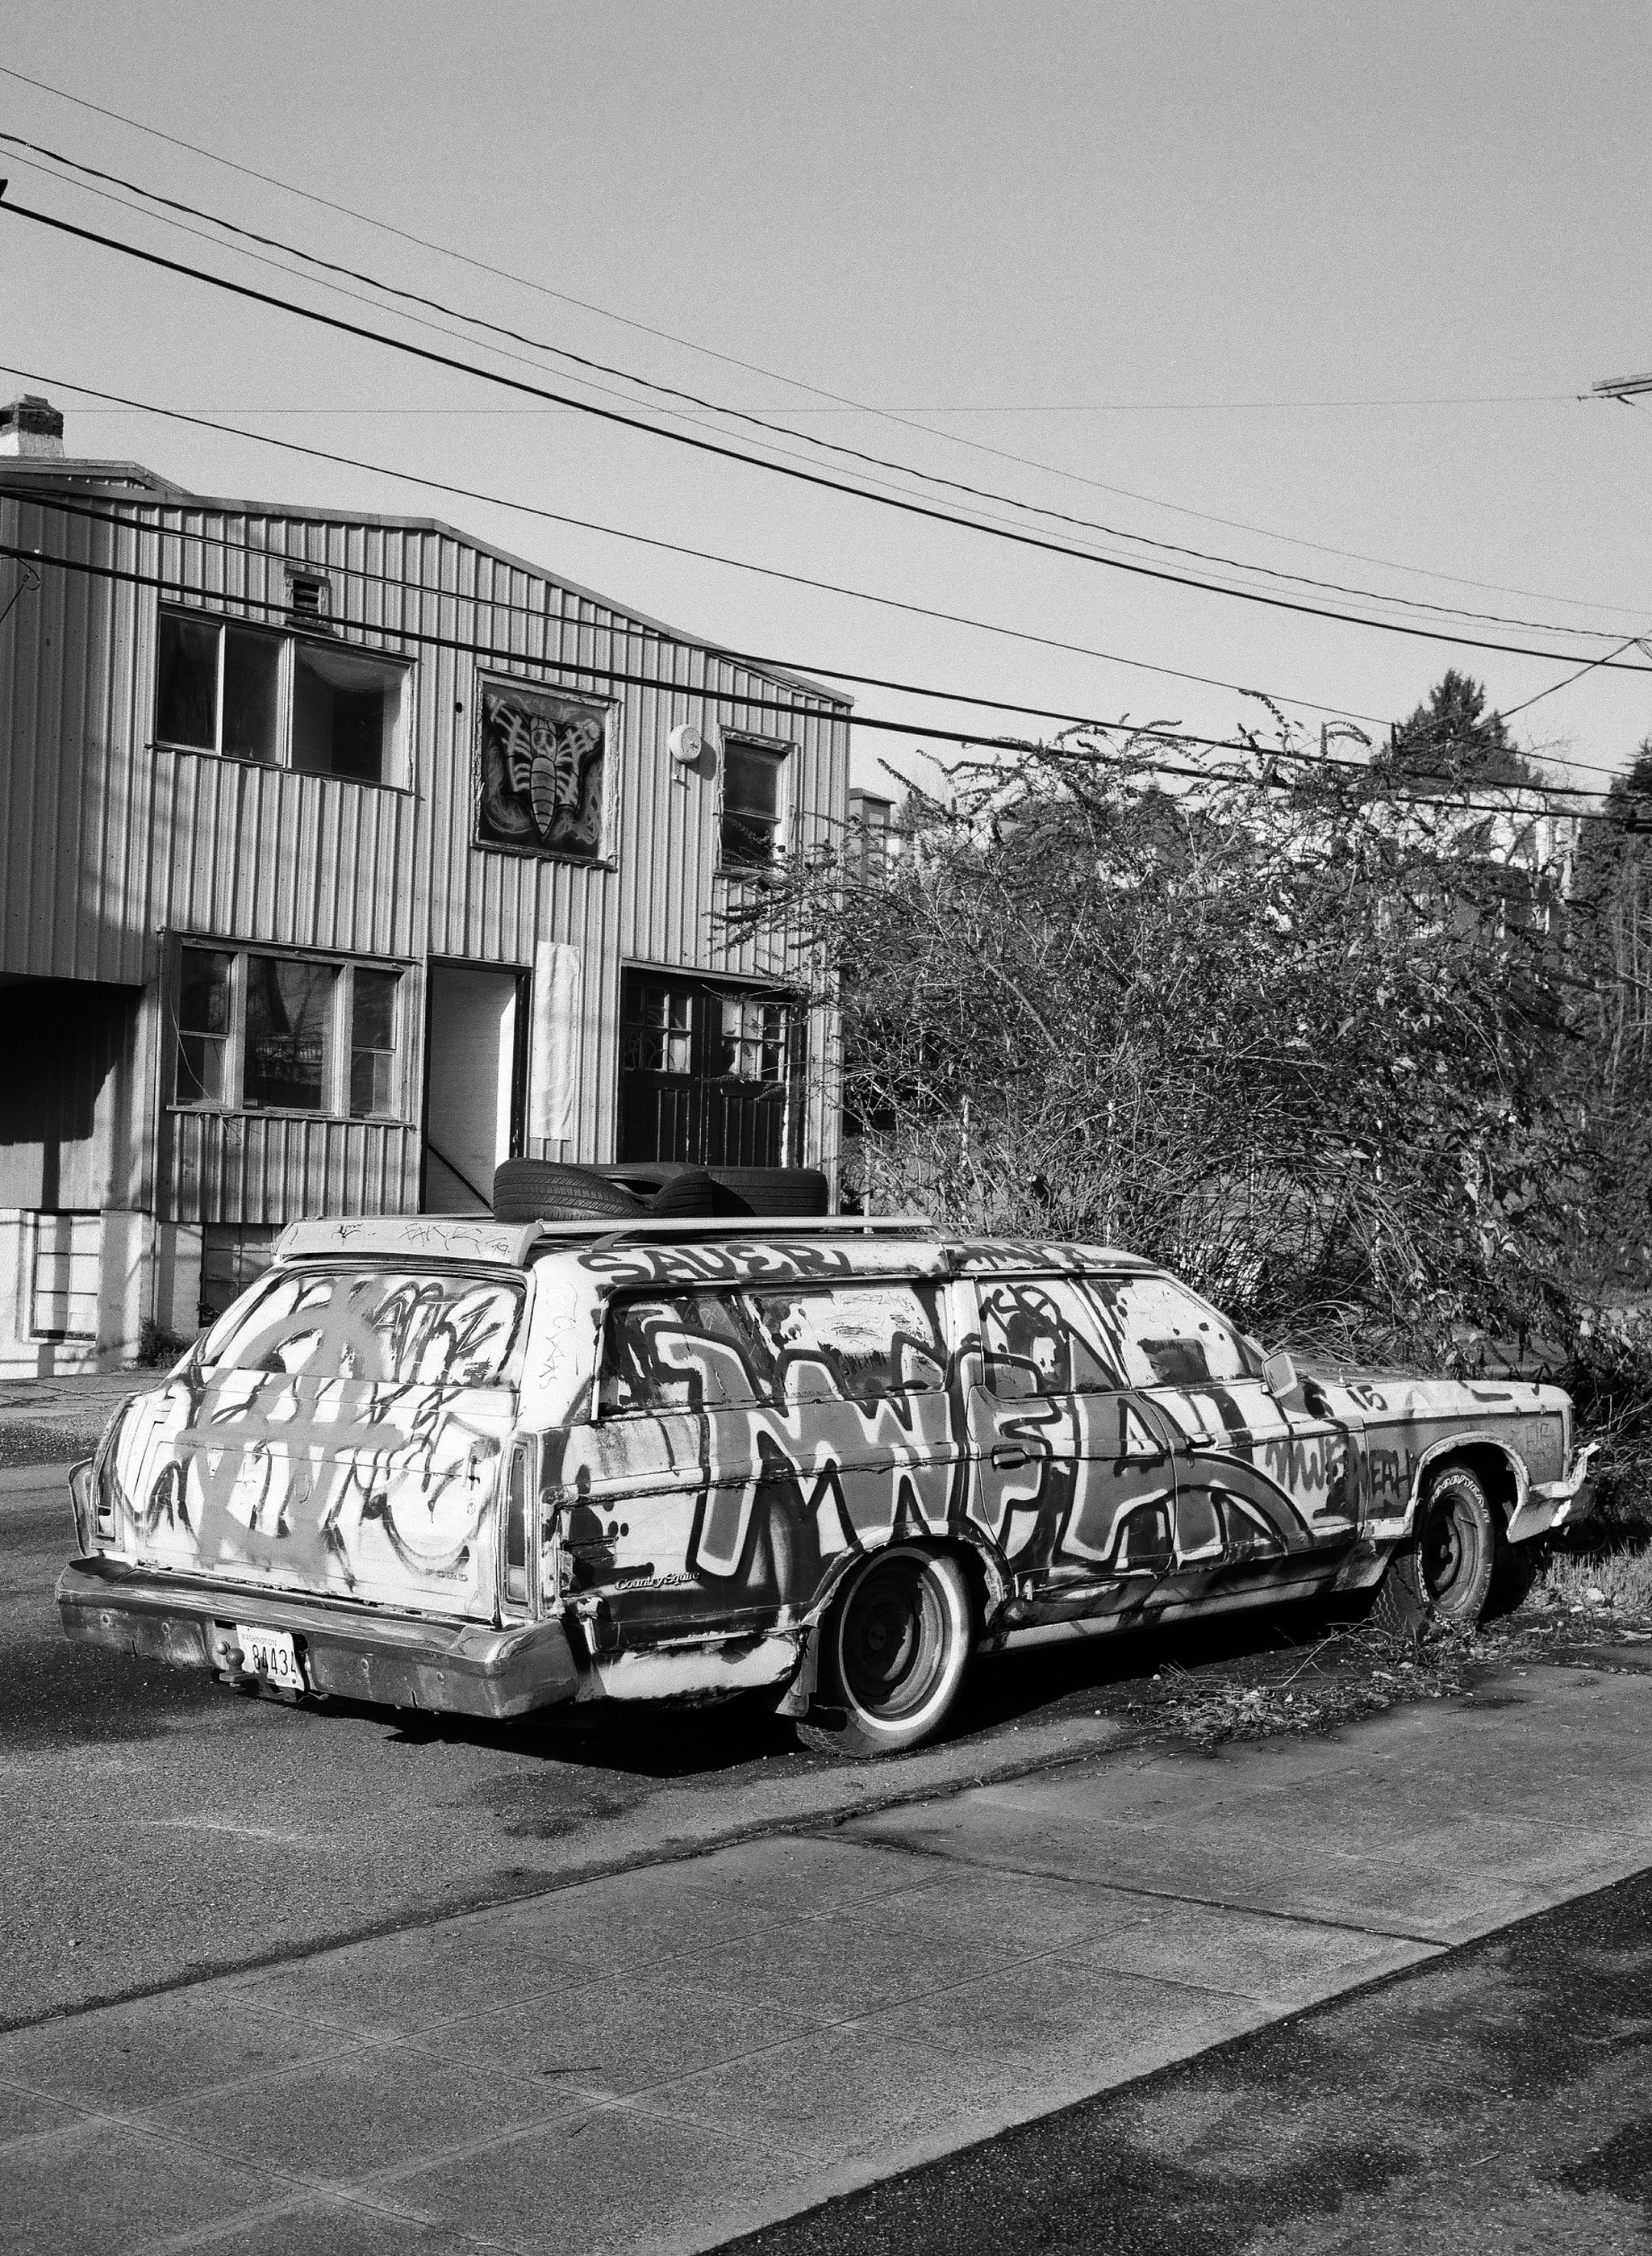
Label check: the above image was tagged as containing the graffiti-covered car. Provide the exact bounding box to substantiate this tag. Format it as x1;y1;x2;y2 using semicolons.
57;1215;1596;1757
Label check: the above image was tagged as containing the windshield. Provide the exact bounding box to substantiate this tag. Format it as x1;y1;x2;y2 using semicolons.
200;1266;526;1386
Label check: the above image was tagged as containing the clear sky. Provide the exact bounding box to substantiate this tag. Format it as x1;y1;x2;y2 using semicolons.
2;0;1651;800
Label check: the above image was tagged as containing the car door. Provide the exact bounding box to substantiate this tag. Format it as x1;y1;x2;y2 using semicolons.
965;1271;1182;1619
1100;1271;1359;1592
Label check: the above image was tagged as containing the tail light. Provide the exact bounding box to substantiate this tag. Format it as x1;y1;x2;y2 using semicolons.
503;1442;532;1612
68;1461;97;1553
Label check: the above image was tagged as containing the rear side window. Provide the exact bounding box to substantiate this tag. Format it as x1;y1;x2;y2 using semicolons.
749;1281;947;1405
602;1293;766;1414
599;1280;947;1414
201;1267;525;1385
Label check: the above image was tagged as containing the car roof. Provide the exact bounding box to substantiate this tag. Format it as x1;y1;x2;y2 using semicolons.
273;1216;1158;1284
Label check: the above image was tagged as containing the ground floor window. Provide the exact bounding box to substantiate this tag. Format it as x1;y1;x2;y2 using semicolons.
172;942;407;1120
619;969;800;1166
198;1224;278;1325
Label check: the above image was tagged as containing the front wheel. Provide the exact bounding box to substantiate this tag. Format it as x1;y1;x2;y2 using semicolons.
1370;1465;1496;1637
797;1545;974;1760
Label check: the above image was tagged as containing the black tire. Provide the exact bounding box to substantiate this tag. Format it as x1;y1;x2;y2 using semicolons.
1486;1533;1544;1620
491;1160;645;1224
648;1168;724;1218
1370;1464;1497;1636
594;1163;832;1218
797;1545;974;1760
706;1168;831;1218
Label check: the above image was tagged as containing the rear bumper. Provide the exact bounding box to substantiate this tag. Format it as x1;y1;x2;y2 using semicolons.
56;1555;584;1721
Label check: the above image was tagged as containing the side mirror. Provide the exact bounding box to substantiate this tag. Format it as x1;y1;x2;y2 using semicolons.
1262;1349;1299;1399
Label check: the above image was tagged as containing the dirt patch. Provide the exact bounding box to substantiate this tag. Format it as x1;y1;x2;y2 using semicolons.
1087;1583;1652;1757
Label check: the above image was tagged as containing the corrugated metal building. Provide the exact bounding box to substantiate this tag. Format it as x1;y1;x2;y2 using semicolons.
0;396;850;1372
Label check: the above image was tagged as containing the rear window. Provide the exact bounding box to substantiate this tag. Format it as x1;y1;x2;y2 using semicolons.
200;1266;525;1386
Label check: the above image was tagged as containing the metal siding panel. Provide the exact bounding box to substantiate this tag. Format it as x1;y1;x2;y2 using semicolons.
6;479;848;1203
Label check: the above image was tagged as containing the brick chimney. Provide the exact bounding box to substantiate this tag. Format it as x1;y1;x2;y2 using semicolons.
0;395;65;458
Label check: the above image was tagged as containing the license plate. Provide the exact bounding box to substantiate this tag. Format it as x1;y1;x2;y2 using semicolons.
236;1623;304;1690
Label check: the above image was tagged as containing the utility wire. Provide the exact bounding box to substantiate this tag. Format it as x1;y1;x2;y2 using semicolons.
6;481;1632;796
7;460;1639;794
0;358;1390;727
0;532;1625;824
1;132;1632;648
1501;637;1650;722
4;190;1651;683
0;61;1630;626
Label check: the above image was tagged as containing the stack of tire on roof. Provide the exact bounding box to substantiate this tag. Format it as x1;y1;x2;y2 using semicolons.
490;1159;831;1223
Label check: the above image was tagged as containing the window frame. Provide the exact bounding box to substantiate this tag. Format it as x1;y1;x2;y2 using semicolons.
718;731;792;871
153;602;414;791
169;942;411;1122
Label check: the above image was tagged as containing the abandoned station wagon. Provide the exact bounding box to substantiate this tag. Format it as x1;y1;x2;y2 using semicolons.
57;1214;1597;1757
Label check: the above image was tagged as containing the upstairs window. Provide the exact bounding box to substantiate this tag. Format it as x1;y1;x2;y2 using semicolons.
293;643;406;783
155;607;409;786
720;736;787;867
156;616;282;764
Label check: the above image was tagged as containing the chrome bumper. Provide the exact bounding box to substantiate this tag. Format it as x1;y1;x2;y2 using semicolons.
56;1555;583;1720
1506;1441;1600;1546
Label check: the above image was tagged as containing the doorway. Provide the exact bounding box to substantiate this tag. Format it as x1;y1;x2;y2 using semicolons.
618;968;799;1167
422;964;528;1212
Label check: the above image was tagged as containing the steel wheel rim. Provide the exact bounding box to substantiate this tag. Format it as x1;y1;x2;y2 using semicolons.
1423;1491;1481;1608
839;1557;948;1724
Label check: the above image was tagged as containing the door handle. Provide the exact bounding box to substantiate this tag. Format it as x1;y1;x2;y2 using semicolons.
991;1444;1031;1470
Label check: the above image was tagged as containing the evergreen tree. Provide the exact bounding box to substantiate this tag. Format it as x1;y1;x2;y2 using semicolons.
1377;669;1534;791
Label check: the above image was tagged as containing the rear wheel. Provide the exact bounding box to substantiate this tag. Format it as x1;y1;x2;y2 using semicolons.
1371;1464;1496;1636
797;1545;974;1760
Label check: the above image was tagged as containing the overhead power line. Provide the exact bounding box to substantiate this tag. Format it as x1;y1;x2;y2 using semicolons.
0;359;1390;728
1;132;1630;649
15;478;1636;795
0;526;1628;823
2;62;1633;628
3;189;1651;685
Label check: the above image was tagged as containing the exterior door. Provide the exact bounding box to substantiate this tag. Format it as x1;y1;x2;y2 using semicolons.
618;968;797;1166
423;963;528;1211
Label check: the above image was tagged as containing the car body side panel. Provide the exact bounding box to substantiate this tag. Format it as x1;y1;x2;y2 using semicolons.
1322;1376;1567;1528
549;1270;969;1648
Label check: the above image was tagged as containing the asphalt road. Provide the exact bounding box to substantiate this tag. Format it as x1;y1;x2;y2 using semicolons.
1;1464;1412;2032
720;1862;1652;2256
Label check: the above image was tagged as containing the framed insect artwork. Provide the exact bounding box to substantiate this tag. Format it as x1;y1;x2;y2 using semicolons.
474;678;614;863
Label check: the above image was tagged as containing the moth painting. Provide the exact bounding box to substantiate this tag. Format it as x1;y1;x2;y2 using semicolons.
477;680;609;861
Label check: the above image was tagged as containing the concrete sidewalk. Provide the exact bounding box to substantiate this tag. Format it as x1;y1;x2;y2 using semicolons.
5;1661;1652;2255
